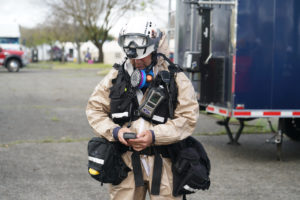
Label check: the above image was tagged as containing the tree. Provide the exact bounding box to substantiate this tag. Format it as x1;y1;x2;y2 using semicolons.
20;23;60;61
47;0;154;63
20;25;54;48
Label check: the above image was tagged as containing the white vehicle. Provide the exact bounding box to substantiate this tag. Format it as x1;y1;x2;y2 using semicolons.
0;23;22;50
0;23;27;72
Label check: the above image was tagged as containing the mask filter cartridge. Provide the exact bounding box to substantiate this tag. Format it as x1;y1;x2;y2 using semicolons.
131;69;154;89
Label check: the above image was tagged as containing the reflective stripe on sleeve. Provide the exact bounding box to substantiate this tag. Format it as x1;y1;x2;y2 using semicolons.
111;112;129;119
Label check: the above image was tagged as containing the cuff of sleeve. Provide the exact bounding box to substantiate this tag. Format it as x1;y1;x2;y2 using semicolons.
113;127;121;141
150;130;155;144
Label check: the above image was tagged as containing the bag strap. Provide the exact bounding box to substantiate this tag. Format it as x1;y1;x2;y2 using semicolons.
151;149;163;195
131;151;144;187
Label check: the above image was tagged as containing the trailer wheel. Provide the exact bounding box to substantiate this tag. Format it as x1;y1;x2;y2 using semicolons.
6;58;20;72
282;118;300;141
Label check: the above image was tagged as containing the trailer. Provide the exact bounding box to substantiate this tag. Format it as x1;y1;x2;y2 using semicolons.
173;0;300;159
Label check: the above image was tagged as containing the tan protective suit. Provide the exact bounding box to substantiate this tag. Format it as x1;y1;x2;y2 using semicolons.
86;33;199;200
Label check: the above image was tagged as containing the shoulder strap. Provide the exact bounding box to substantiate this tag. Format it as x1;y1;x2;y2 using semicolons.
113;57;128;71
112;63;121;70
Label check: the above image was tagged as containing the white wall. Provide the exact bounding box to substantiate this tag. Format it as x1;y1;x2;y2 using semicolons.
103;40;125;65
36;44;51;61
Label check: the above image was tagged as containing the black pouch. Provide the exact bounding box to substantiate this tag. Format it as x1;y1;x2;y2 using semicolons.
87;137;130;185
110;97;131;124
168;137;211;197
151;100;169;124
109;69;135;125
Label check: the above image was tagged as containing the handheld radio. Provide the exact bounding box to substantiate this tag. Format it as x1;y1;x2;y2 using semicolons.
123;132;137;140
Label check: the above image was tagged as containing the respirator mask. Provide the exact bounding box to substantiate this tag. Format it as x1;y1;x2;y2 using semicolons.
130;51;158;89
130;68;154;89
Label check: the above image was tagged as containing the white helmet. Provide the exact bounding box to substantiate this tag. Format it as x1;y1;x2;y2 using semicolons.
118;17;162;59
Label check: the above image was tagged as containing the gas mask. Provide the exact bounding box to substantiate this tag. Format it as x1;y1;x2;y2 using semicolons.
130;68;154;89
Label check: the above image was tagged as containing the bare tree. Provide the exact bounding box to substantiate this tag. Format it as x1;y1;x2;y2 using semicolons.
47;0;153;63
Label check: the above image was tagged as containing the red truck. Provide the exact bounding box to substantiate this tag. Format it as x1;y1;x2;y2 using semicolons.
0;46;26;72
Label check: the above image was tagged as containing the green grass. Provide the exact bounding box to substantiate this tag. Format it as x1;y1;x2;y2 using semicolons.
27;61;112;70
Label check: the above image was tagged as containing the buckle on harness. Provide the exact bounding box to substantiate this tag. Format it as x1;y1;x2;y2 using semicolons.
134;109;140;117
140;147;154;155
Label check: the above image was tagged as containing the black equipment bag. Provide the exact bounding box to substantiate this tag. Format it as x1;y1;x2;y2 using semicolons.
87;137;130;185
168;136;211;197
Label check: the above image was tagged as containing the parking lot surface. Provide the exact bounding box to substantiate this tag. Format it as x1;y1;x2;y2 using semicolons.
1;68;300;200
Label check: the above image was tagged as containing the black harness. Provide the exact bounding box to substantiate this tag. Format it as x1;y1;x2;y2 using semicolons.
109;53;182;126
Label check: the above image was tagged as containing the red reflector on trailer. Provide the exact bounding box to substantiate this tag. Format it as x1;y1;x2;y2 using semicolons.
219;109;227;114
234;111;251;116
293;112;300;116
263;112;281;116
207;106;214;112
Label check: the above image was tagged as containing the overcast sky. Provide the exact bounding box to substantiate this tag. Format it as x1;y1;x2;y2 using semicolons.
0;0;48;27
0;0;171;37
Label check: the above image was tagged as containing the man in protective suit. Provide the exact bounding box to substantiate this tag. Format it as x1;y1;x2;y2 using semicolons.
86;17;199;200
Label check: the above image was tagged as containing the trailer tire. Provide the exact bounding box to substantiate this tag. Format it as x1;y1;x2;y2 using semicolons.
283;118;300;141
6;58;20;72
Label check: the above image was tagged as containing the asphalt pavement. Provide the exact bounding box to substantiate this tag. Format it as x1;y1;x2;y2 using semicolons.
1;68;300;200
